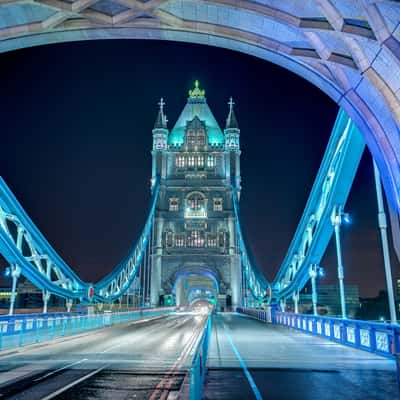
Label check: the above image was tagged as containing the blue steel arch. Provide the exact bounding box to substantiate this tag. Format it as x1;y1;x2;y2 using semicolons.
0;178;159;303
0;109;366;307
0;21;397;215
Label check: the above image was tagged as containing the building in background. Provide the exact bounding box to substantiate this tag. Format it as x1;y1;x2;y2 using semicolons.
149;82;242;310
295;284;360;318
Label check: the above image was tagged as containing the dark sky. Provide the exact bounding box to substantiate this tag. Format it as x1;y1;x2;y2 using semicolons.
0;39;398;297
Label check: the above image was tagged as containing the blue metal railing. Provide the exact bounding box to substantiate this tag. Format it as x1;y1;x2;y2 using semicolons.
0;307;174;351
237;308;400;359
189;314;212;400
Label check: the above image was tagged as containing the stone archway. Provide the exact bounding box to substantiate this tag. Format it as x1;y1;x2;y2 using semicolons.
1;1;399;214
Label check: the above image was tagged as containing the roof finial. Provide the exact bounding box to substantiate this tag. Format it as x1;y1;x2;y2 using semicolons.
228;97;235;112
158;97;165;113
189;80;205;99
154;97;167;129
225;96;239;130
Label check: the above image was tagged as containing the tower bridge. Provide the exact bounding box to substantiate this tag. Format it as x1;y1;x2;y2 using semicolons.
150;82;242;310
0;80;399;399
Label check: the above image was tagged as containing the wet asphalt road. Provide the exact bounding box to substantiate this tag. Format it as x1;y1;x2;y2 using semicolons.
205;313;399;400
0;312;206;400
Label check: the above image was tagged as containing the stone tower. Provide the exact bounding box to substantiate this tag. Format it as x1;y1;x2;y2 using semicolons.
150;81;242;310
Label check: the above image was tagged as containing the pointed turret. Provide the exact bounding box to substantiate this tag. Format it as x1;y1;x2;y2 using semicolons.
154;97;168;129
224;97;241;195
224;97;240;151
151;98;169;190
225;97;239;130
152;98;168;152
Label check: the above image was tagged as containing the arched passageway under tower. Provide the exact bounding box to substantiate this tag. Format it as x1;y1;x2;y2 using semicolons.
0;0;399;220
171;270;220;308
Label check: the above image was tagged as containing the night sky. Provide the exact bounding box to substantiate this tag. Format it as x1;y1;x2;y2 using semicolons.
0;40;398;297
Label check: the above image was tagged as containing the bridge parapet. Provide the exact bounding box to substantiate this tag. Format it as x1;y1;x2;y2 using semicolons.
0;306;175;352
238;308;400;360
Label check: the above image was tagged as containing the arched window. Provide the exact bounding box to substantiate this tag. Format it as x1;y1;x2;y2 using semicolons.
185;192;207;218
169;197;179;211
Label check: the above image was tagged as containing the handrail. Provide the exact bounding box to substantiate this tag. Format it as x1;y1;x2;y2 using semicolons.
189;313;212;400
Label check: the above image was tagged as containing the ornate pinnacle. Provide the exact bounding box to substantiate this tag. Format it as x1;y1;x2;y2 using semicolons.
228;97;235;111
226;96;239;130
158;97;165;113
188;80;206;99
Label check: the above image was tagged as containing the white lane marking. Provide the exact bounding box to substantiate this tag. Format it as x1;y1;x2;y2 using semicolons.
100;343;122;354
221;318;264;400
40;365;106;400
33;358;88;382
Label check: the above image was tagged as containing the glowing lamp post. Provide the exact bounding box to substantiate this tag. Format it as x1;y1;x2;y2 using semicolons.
331;205;350;319
309;264;324;316
5;264;21;316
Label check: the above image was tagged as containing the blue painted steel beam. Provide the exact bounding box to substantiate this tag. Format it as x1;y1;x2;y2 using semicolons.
272;110;365;299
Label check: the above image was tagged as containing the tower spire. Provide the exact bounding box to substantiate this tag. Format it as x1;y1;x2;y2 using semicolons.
225;97;239;129
154;97;167;129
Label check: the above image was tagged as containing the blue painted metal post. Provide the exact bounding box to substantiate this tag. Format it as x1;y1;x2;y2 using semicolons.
292;291;299;314
373;160;397;323
309;265;318;316
8;264;21;316
42;290;50;314
331;205;347;319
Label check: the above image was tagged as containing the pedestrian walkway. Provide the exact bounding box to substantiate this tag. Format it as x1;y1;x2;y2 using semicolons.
204;313;398;400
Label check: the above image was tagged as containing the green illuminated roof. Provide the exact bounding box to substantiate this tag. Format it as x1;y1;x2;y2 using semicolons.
168;82;224;146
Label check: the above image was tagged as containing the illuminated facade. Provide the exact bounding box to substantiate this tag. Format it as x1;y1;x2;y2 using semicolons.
150;82;242;309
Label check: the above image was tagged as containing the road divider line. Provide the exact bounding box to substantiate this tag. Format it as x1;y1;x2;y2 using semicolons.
100;343;122;354
221;317;264;400
40;365;107;400
149;314;207;400
33;358;88;382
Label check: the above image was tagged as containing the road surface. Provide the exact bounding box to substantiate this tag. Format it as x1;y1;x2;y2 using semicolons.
0;312;206;399
205;313;398;400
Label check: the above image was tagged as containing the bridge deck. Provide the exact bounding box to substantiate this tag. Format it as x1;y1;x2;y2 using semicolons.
205;313;398;400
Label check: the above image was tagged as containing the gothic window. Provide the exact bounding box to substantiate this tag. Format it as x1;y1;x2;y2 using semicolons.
175;234;185;247
188;155;195;167
169;197;179;211
213;198;223;211
165;231;173;247
188;230;204;247
175;155;185;167
196;129;206;146
187;129;196;147
207;155;216;168
185;192;207;218
219;231;226;247
197;155;204;167
207;235;217;247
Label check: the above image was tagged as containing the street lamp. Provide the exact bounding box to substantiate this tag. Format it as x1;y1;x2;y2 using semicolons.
5;264;21;316
331;205;350;319
373;160;397;323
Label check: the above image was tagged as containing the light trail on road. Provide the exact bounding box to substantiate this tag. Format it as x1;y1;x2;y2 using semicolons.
0;312;207;400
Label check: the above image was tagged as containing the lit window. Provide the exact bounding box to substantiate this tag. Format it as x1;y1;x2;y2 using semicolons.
169;197;179;211
188;155;195;167
188;230;204;247
197;155;204;167
213;198;223;211
175;234;185;247
207;155;216;168
175;155;185;167
207;235;217;247
185;192;207;219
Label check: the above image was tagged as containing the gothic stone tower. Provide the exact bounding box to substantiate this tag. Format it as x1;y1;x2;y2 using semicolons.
150;82;242;310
